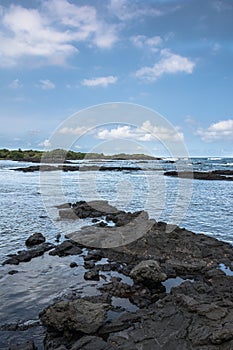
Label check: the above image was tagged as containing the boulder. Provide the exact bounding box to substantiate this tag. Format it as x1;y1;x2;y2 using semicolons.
130;260;167;286
25;233;46;247
40;299;108;334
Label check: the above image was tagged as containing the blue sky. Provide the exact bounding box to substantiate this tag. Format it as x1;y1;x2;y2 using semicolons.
0;0;232;156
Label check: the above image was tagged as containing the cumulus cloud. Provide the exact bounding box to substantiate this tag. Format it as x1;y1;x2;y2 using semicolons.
58;126;88;135
0;1;118;67
9;79;23;89
131;35;162;52
81;76;118;87
135;49;195;81
97;121;183;143
38;79;55;90
196;119;233;142
45;0;118;49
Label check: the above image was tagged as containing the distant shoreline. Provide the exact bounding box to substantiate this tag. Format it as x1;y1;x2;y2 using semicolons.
0;148;161;163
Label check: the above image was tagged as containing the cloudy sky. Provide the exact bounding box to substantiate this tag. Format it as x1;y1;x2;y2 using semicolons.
0;0;232;156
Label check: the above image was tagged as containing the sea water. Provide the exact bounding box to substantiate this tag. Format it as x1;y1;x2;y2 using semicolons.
0;158;232;348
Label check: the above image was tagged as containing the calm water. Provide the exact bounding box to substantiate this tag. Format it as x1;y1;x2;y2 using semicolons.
0;158;233;348
0;157;232;257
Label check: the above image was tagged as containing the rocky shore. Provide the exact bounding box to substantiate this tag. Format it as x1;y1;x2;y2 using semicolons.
2;200;233;349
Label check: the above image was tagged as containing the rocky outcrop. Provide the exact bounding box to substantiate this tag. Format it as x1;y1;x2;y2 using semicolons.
3;242;55;265
6;203;233;349
59;200;119;220
67;210;154;248
13;165;142;173
25;233;46;247
39;299;109;334
164;170;233;181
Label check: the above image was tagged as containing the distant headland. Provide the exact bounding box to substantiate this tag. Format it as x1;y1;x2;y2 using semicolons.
0;148;161;163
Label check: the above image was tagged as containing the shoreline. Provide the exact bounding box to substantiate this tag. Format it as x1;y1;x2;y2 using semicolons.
2;201;233;349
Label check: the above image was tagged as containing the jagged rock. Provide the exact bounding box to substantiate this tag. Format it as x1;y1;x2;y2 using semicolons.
40;299;109;334
130;260;167;286
49;240;82;257
25;233;46;247
211;324;233;344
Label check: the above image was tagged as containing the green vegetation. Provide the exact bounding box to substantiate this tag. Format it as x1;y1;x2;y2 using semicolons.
0;148;86;162
0;148;43;162
0;148;159;163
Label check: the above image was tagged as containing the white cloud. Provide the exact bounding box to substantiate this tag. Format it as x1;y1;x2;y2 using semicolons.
0;1;118;67
108;0;162;21
141;120;184;142
58;126;88;135
82;76;118;87
196;119;233;142
38;79;55;90
0;4;77;67
135;49;195;81
38;139;51;148
97;121;183;143
9;79;23;89
131;35;162;52
45;0;118;49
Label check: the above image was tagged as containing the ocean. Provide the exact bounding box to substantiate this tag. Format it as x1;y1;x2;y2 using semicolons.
0;157;232;348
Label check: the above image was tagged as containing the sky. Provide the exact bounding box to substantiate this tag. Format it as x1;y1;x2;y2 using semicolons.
0;0;233;157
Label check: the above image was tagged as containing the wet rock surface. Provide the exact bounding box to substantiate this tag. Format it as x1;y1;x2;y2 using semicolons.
59;200;142;223
39;299;109;334
4;200;233;349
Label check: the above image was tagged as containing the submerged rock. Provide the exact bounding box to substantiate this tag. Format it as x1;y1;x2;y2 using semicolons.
40;299;109;334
